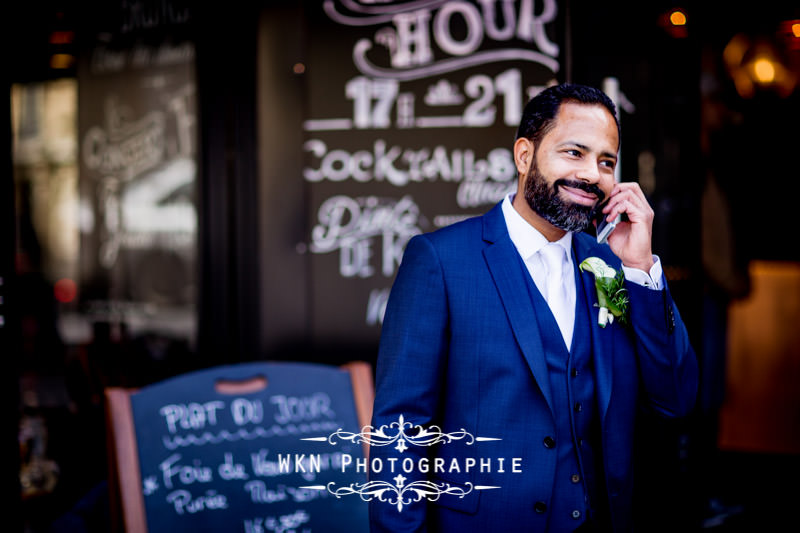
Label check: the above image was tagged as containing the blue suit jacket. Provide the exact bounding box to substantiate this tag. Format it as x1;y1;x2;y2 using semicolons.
369;202;698;532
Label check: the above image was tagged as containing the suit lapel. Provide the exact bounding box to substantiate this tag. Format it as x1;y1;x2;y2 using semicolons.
482;204;554;414
573;234;615;422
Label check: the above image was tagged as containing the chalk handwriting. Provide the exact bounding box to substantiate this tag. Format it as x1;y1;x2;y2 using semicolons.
165;489;228;515
324;0;560;79
159;453;213;490
310;195;422;279
160;401;225;434
244;510;311;533
270;393;336;425
304;140;514;185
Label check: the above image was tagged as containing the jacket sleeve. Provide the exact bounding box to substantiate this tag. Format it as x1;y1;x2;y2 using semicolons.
627;278;699;418
369;234;450;532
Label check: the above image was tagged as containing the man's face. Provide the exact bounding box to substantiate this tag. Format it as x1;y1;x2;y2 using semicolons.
522;102;619;233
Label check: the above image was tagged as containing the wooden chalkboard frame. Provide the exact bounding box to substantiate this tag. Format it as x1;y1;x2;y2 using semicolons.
104;361;374;533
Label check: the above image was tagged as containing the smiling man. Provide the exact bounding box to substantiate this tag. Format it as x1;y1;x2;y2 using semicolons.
369;83;698;532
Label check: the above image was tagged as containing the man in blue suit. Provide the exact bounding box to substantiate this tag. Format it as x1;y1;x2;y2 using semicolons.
369;83;698;532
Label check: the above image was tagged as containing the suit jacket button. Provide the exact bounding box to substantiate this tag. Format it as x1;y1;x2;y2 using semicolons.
666;304;676;333
543;436;556;449
534;501;548;513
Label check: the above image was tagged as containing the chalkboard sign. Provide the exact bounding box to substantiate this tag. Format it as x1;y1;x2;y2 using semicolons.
299;1;566;343
105;361;372;533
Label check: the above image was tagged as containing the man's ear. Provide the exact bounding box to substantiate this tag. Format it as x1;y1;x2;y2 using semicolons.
514;137;534;175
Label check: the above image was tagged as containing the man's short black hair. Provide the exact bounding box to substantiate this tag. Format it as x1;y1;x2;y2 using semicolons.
515;83;620;145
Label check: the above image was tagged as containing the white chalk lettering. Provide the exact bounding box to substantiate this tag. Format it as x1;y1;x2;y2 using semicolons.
309;195;421;279
457;180;516;208
159;401;224;434
231;398;264;426
270;393;335;425
244;481;288;504
326;0;560;77
166;489;228;515
304;141;514;184
159;454;213;490
219;453;249;481
245;510;311;533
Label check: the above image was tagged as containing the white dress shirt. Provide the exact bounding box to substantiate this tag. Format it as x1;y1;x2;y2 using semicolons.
501;194;663;350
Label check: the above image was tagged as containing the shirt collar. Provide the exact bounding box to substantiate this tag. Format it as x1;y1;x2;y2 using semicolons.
501;193;572;261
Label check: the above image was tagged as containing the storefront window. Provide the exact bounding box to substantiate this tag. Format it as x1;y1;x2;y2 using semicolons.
11;78;79;511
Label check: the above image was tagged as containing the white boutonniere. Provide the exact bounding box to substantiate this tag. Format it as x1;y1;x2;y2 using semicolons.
579;257;630;328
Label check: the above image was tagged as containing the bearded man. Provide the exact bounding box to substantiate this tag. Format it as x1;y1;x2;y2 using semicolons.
369;83;697;532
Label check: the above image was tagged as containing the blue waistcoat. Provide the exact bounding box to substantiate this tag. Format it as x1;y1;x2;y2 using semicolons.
520;248;604;530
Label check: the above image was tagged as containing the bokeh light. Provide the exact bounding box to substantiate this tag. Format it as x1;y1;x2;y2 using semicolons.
54;278;77;303
670;10;687;26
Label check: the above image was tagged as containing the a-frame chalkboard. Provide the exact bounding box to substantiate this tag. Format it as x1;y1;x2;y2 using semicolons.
105;361;373;533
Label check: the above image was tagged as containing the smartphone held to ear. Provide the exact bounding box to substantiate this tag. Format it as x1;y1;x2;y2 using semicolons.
593;200;619;244
596;215;619;244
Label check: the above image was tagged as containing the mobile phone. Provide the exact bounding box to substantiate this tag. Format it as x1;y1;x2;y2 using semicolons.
593;200;619;244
